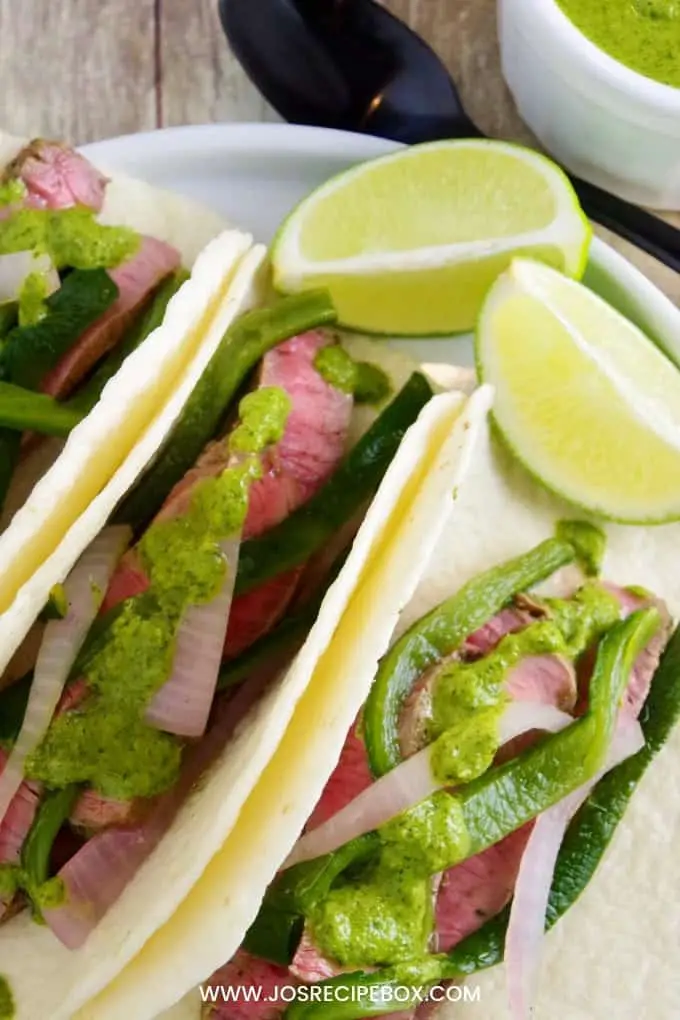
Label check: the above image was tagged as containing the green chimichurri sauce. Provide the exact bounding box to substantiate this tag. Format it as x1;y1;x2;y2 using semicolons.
309;861;432;967
0;976;14;1020
32;875;66;911
310;581;622;967
0;206;139;269
18;271;49;327
26;387;291;800
429;707;503;785
310;792;469;965
556;519;605;577
557;0;680;89
0;180;26;207
0;864;19;900
430;582;620;738
314;344;392;405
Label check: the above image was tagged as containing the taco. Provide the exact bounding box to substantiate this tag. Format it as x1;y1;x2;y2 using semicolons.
0;130;238;614
87;374;680;1020
0;246;483;1019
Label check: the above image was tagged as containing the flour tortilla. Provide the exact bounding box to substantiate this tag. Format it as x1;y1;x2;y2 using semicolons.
0;129;231;614
74;385;493;1020
0;258;485;1014
89;369;680;1020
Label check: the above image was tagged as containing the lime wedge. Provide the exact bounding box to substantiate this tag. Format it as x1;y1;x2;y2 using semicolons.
476;258;680;522
271;140;591;335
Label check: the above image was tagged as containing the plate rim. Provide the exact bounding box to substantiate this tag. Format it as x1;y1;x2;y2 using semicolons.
81;122;680;363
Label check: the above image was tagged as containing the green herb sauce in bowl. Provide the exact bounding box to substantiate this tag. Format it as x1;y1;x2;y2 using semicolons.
557;0;680;89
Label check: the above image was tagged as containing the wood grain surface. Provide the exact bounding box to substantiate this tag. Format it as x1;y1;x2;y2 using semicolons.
0;0;677;300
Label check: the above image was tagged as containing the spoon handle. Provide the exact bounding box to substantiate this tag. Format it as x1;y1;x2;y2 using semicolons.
569;177;680;274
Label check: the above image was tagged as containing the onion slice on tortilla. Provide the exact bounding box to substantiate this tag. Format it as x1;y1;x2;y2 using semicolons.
285;703;574;869
43;815;166;949
0;251;59;306
0;526;131;825
505;715;645;1020
145;537;240;738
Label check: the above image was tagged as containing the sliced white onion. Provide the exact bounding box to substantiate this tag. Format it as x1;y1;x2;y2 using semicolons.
0;525;131;825
145;537;240;738
0;251;59;306
284;703;574;869
499;701;574;745
505;715;645;1020
43;816;164;949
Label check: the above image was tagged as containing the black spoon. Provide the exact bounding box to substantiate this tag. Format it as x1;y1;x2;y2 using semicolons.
218;0;680;274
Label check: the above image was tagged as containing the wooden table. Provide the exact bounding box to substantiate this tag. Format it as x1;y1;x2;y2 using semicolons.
1;0;678;301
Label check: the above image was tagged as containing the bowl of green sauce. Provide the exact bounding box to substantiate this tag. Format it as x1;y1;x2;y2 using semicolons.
498;0;680;209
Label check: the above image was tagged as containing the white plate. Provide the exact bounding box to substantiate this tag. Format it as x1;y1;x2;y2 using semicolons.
82;122;680;370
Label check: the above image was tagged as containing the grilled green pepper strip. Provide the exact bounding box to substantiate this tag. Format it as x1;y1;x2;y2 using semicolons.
244;835;379;965
68;268;189;417
447;618;680;975
20;785;80;907
116;290;337;532
364;525;603;778
235;372;433;597
1;269;118;390
454;608;659;858
0;671;32;749
284;958;452;1020
0;302;17;337
0;381;81;436
283;609;664;1018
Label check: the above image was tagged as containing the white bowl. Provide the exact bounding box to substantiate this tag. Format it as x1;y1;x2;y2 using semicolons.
498;0;680;209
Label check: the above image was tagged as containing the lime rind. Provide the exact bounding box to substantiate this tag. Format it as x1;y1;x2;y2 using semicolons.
476;258;680;523
271;140;591;336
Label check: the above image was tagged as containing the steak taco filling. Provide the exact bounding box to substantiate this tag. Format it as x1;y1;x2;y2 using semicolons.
0;138;188;521
0;275;436;953
201;522;676;1020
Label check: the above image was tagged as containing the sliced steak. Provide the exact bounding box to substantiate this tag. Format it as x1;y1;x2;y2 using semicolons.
289;927;345;983
41;235;180;399
306;718;373;831
434;824;532;951
102;331;352;661
3;139;108;212
505;653;576;711
69;789;147;835
203;951;298;1020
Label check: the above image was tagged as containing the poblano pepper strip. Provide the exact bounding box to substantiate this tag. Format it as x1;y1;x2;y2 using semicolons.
364;523;605;778
446;618;680;975
280;610;664;1020
20;785;80;898
1;268;118;389
283;958;453;1020
0;381;81;436
454;608;659;858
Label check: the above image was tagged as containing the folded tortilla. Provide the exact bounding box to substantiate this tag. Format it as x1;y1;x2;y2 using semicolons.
0;241;484;1016
83;371;680;1020
0;130;234;615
